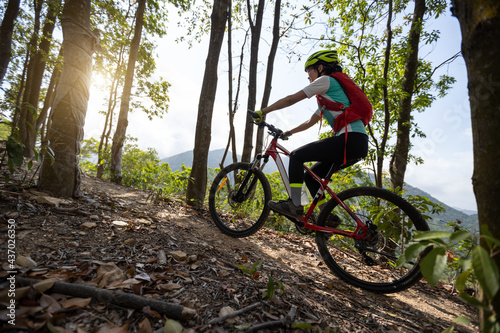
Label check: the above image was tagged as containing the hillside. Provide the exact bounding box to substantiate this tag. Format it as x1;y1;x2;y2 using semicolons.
162;149;479;232
0;175;479;332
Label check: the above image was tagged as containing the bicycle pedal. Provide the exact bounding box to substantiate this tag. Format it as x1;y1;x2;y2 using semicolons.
286;216;304;227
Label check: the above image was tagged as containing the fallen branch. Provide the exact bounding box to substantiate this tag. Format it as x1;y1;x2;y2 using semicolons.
16;277;196;321
244;305;298;333
208;302;261;325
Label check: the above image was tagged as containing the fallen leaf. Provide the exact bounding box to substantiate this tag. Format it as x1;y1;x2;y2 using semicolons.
112;221;129;227
158;283;182;291
16;255;37;268
134;272;151;281
163;319;183;333
40;294;62;312
138;318;152;333
81;222;97;229
61;297;91;309
170;251;187;261
93;263;125;288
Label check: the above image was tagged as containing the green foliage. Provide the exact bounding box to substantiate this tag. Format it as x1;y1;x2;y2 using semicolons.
400;226;499;333
80;136;193;201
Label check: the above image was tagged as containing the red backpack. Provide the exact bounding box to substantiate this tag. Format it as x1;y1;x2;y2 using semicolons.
316;72;372;164
316;72;372;133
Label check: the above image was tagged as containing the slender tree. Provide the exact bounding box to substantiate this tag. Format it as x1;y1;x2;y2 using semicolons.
22;0;61;157
389;0;426;190
254;0;282;158
451;1;500;329
109;0;146;184
241;0;265;163
39;0;98;197
0;0;20;84
186;0;230;208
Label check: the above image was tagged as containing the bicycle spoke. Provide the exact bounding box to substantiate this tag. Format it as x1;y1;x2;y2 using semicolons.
316;187;429;293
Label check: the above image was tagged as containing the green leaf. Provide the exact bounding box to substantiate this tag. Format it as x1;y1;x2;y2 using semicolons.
453;316;471;325
455;269;471;293
414;230;453;241
250;261;261;274
459;293;489;310
292;323;315;329
471;246;500;300
267;276;275;299
236;264;249;275
449;230;471;244
420;247;447;287
397;243;427;267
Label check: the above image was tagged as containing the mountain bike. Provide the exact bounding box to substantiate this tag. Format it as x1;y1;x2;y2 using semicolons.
208;111;430;293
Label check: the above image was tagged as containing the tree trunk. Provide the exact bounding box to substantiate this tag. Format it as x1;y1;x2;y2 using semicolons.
371;0;393;188
39;48;63;148
255;0;281;158
18;0;43;158
186;0;230;208
241;0;265;163
221;2;237;168
451;0;500;329
109;0;146;184
389;0;426;190
24;0;61;157
0;0;20;84
39;0;96;198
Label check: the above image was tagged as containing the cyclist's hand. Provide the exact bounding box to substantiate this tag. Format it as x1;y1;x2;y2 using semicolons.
252;110;264;124
280;131;292;140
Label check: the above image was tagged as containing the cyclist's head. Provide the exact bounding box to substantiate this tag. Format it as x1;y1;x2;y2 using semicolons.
304;50;342;76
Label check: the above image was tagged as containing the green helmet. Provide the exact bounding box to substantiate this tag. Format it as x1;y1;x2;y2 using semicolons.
304;50;339;71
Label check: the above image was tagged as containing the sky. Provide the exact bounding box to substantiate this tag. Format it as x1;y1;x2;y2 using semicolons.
83;5;476;212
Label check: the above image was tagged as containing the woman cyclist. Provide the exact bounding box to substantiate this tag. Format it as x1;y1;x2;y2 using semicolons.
252;50;369;223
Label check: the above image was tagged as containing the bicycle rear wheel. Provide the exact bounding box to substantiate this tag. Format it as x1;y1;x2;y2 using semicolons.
209;162;272;238
315;186;430;293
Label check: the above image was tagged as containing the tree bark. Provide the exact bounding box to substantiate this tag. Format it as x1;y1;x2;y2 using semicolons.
109;0;146;184
39;0;96;198
451;0;500;328
186;0;230;208
389;0;426;191
241;0;265;163
0;0;20;84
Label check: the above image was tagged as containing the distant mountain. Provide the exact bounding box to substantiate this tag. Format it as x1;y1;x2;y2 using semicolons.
161;149;478;232
402;183;479;232
161;148;281;173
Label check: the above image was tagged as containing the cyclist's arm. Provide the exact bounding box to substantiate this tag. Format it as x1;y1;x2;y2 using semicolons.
261;90;307;115
290;113;321;135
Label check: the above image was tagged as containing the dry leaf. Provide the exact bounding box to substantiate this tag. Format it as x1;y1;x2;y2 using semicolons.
16;255;37;268
61;297;91;309
158;283;182;291
170;251;187;261
40;294;62;312
112;221;129;227
93;263;125;288
138;318;152;333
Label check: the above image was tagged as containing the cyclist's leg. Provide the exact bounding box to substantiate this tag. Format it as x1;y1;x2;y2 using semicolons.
303;133;369;197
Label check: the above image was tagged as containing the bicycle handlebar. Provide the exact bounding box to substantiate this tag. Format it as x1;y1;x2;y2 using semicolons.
248;110;284;139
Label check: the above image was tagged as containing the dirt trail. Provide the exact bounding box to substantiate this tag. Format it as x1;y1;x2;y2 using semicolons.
0;175;479;332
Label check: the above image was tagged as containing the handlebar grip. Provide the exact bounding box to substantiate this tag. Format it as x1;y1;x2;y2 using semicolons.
248;110;257;118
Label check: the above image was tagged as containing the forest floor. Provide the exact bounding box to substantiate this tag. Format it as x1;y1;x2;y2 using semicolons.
0;174;480;333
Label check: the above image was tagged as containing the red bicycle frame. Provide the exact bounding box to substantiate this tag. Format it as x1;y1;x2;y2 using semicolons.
257;132;370;239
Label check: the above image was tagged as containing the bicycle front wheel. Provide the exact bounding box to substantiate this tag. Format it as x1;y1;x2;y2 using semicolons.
316;186;430;293
208;163;272;238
